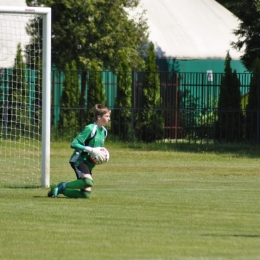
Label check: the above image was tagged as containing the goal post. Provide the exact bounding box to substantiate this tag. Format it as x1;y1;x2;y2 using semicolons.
0;6;51;188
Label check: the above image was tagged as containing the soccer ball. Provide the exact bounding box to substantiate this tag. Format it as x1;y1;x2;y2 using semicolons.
90;147;110;165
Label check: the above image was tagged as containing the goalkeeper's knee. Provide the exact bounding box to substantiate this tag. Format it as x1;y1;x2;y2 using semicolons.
82;177;93;188
80;190;91;199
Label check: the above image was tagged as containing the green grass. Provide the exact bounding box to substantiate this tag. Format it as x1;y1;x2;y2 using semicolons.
1;142;260;259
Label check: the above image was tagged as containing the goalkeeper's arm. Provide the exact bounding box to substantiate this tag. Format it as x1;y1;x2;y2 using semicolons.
70;138;88;151
70;138;100;154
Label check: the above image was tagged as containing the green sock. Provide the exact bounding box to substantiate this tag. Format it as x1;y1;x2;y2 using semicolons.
66;178;93;189
63;189;90;199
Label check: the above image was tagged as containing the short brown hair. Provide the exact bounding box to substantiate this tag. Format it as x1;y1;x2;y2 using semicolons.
93;104;111;120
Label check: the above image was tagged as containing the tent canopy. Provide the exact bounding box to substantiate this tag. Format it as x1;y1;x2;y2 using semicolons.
137;0;243;60
0;0;244;68
0;0;30;68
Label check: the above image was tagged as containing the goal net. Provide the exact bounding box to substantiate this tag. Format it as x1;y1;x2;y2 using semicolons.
0;7;51;188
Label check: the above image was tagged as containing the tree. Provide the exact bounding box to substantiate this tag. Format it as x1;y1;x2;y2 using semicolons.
85;60;106;124
8;43;30;138
113;52;132;140
215;1;260;71
138;42;164;142
178;89;201;139
228;1;260;71
0;72;3;122
215;52;244;142
215;0;241;11
26;0;149;128
233;1;260;71
25;15;43;133
245;58;260;141
26;0;149;71
58;60;80;131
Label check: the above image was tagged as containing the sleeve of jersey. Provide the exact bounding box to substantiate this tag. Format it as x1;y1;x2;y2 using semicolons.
70;138;86;151
70;126;92;151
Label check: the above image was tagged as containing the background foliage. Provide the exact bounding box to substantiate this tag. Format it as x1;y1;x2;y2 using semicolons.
137;42;164;142
113;52;132;140
215;52;244;142
26;0;149;71
216;0;260;71
58;60;80;130
8;43;29;138
245;58;260;140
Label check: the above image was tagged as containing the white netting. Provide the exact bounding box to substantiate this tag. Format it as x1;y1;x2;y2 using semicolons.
0;12;42;187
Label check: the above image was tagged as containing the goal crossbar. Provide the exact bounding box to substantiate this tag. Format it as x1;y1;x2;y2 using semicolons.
0;6;52;187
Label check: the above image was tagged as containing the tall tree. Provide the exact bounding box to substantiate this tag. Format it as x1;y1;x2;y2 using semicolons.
58;60;80;131
8;43;30;138
215;52;244;142
232;0;260;71
85;60;106;124
228;0;260;71
216;1;260;71
245;58;260;141
215;0;241;11
0;72;3;123
25;14;43;134
138;42;164;142
113;52;132;140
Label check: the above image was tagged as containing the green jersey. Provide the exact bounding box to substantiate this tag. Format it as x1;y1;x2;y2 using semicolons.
69;123;107;170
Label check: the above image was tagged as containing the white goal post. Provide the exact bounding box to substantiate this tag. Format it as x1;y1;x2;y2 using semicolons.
0;6;51;187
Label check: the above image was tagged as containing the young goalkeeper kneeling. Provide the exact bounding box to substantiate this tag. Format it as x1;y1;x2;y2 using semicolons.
48;104;111;199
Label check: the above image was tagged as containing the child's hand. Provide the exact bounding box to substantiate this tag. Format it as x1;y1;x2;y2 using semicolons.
89;147;106;163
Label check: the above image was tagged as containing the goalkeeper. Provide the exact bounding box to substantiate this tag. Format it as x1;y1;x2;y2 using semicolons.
48;104;111;199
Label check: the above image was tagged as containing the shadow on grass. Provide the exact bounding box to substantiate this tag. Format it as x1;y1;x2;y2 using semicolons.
202;234;260;238
33;196;68;199
109;140;260;158
1;186;41;189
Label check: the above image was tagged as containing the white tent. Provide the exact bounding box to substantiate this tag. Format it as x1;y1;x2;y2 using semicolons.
0;0;26;6
0;0;29;68
0;0;244;68
138;0;243;60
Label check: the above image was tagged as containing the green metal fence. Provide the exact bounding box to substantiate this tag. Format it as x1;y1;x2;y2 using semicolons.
1;68;259;143
49;70;255;143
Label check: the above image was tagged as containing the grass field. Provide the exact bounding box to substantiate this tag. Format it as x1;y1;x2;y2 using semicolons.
0;141;260;260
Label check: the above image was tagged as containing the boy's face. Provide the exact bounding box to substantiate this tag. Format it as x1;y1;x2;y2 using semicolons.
98;112;110;126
